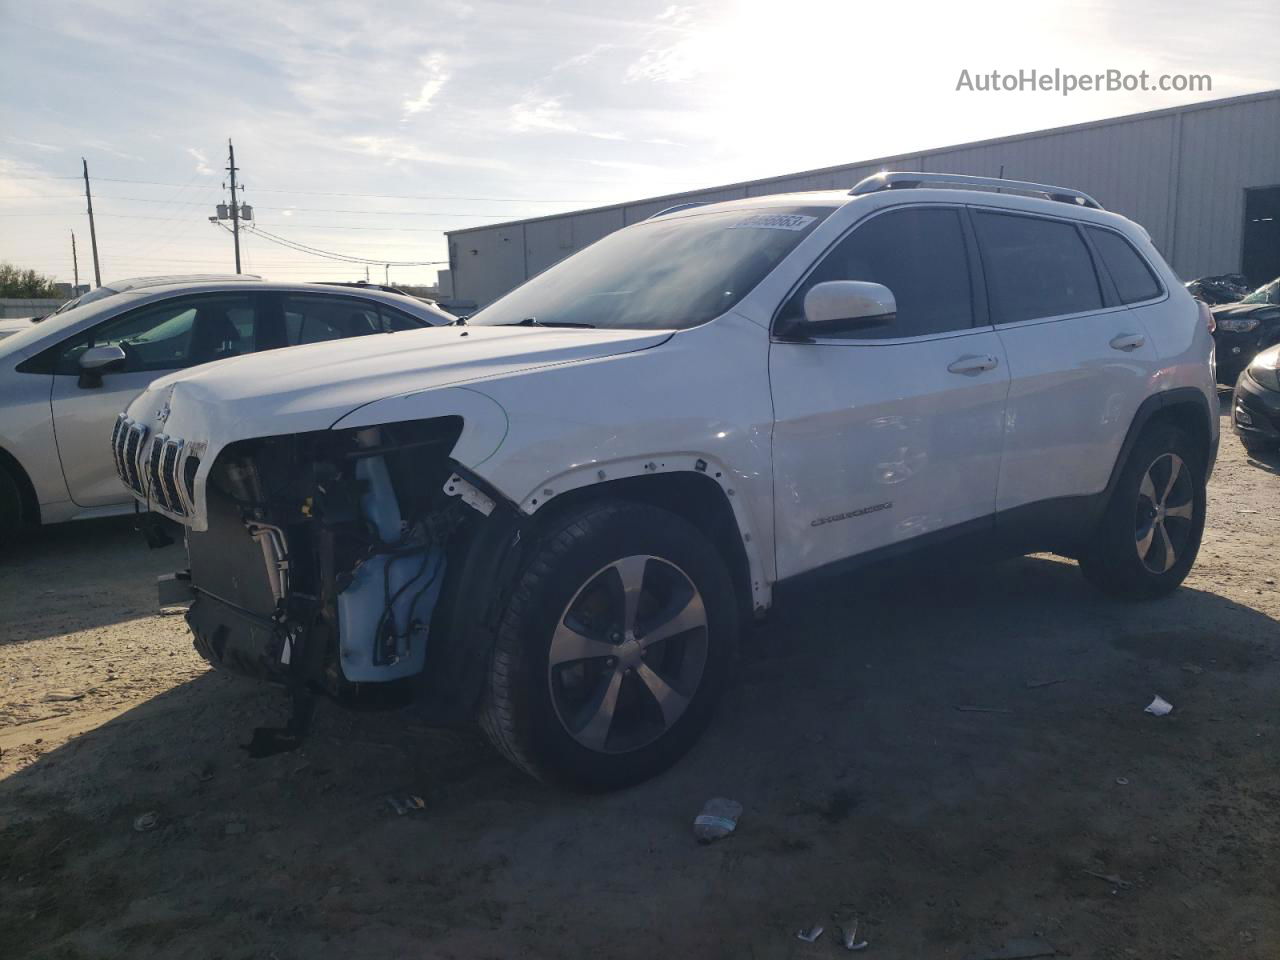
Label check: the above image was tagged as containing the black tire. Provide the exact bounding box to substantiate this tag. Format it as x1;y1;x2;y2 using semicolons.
478;501;738;790
1239;434;1276;457
0;463;25;544
1080;425;1206;600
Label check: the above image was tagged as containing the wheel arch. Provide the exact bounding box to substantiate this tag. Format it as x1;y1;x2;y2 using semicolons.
1104;387;1215;507
530;469;763;625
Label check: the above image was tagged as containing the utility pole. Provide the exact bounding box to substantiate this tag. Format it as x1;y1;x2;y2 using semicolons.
82;158;102;287
71;231;79;292
227;139;242;274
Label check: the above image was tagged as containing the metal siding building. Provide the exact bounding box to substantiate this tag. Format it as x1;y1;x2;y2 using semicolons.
447;90;1280;308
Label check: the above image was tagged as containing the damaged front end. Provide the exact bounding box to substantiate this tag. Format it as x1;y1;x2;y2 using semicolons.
180;417;469;703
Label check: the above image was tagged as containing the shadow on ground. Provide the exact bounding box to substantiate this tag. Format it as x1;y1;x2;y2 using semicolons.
0;516;182;645
4;553;1279;959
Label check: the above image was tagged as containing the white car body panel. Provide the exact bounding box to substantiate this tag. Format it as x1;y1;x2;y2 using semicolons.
770;326;1010;580
993;303;1159;510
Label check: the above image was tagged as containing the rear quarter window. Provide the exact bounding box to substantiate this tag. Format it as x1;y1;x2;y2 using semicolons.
1087;227;1163;304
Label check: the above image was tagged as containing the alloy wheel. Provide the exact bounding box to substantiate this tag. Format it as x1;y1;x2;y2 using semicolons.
547;555;708;754
1134;452;1195;574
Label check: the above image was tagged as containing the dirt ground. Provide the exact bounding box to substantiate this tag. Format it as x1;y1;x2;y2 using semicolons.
3;394;1279;960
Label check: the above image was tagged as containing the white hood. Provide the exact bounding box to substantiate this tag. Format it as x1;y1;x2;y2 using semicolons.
131;324;671;443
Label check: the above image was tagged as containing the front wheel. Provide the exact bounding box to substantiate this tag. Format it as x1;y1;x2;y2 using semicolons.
479;501;738;790
0;463;26;544
1080;425;1206;600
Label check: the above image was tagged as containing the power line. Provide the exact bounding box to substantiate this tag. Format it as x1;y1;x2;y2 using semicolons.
227;223;446;266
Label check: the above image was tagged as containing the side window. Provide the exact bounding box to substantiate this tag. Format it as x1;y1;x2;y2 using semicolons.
1087;227;1163;304
54;294;255;374
779;207;973;338
379;305;426;332
973;211;1103;324
283;295;382;346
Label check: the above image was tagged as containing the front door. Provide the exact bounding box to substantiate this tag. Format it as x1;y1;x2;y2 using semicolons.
769;205;1010;580
49;291;257;507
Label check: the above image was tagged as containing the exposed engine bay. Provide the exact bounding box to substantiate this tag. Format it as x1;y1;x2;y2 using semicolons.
183;417;470;703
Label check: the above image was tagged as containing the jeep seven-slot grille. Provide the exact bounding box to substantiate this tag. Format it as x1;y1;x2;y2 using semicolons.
111;413;194;517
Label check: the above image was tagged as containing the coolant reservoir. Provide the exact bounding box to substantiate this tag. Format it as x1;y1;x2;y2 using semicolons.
337;455;445;682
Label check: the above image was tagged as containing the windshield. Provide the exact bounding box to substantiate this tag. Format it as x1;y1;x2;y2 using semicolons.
1241;279;1280;305
53;285;118;315
469;206;833;330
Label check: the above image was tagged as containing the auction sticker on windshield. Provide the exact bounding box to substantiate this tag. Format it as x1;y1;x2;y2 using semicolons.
728;213;818;231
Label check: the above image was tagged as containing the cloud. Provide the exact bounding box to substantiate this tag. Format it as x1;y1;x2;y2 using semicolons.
344;134;512;172
625;4;706;83
186;147;214;175
3;136;63;153
552;42;615;72
510;96;578;133
656;4;695;25
402;53;449;119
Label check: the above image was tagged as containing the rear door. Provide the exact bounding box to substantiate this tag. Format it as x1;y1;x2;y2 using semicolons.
49;291;256;507
769;204;1010;580
971;208;1160;512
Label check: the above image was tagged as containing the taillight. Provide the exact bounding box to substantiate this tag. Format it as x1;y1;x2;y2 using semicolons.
1199;300;1216;333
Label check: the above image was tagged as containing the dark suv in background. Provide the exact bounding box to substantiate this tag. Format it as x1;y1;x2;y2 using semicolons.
1213;277;1280;384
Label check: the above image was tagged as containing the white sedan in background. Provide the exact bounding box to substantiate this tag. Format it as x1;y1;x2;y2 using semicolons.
0;275;453;537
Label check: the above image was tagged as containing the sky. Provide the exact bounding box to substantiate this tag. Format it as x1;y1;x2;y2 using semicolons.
1;0;1277;289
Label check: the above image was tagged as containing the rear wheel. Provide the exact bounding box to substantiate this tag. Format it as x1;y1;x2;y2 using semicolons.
1080;425;1206;600
479;501;737;790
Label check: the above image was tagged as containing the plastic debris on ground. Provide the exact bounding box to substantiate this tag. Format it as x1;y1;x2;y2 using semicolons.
1084;869;1132;890
1145;695;1174;717
386;794;426;816
133;812;159;833
839;918;869;951
796;925;824;943
693;797;742;843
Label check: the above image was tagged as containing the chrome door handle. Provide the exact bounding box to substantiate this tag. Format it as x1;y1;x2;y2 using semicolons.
947;354;999;375
1110;333;1145;351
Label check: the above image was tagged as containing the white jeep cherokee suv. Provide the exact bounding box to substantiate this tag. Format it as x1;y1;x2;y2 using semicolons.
118;173;1217;789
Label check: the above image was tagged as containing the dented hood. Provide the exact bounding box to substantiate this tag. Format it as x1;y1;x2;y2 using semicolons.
130;324;671;444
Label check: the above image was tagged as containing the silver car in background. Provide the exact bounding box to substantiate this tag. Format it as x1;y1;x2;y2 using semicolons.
0;275;453;537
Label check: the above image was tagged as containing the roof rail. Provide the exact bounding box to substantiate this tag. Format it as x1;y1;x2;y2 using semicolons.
849;171;1103;209
646;201;710;220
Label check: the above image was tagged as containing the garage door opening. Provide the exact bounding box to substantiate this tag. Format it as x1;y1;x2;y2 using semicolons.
1243;186;1280;287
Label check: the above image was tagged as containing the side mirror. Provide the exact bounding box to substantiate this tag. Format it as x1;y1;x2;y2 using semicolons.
802;281;896;332
78;344;127;389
